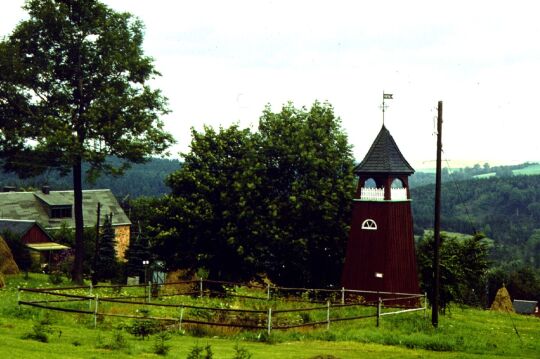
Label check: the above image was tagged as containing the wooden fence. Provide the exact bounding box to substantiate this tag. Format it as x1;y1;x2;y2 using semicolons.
17;279;427;334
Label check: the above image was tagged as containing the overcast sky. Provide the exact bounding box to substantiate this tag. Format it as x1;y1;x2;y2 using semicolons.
2;1;540;168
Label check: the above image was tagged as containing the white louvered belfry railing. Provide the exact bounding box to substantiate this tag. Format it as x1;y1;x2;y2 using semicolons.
360;187;384;201
391;188;408;200
359;187;408;201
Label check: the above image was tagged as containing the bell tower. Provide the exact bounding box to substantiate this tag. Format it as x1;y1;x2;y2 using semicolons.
341;125;420;295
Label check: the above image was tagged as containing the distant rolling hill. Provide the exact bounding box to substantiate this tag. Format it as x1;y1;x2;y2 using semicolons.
0;157;181;198
411;173;540;266
410;162;539;187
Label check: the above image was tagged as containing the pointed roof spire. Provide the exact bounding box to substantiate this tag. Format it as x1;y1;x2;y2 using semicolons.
355;125;415;175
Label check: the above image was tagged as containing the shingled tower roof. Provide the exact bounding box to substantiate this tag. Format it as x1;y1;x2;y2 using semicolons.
355;125;414;175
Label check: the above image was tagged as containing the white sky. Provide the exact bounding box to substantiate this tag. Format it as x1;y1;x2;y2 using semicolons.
2;0;540;168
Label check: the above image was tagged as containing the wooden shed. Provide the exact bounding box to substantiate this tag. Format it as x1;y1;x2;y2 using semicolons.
0;219;69;270
513;300;539;316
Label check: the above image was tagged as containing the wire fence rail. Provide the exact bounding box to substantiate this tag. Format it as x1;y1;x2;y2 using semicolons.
17;279;427;334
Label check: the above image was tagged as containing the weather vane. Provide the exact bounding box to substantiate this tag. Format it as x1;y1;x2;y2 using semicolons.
380;92;393;125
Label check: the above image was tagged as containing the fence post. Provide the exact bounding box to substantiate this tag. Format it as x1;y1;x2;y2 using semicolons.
199;277;203;299
326;300;331;330
147;282;151;303
17;286;20;307
341;287;345;305
94;294;99;328
267;284;271;300
143;282;147;303
267;308;272;335
376;297;381;327
178;306;184;331
89;282;94;310
424;292;428;319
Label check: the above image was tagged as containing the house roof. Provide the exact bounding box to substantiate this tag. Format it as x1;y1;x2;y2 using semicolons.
0;219;55;240
34;192;72;206
0;189;131;229
0;219;37;237
355;125;415;175
513;300;538;314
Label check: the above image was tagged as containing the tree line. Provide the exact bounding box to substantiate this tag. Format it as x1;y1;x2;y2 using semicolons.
0;157;180;198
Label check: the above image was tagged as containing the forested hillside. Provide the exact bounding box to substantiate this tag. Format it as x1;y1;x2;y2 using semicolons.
411;175;540;267
409;162;538;188
0;157;180;198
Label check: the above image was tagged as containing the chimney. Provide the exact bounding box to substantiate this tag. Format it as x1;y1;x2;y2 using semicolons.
3;186;16;192
42;185;50;194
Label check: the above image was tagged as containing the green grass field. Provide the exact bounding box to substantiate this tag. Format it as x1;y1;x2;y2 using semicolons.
1;274;539;358
474;172;496;179
512;164;540;176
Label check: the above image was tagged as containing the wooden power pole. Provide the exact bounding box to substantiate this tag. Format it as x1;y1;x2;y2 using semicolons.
432;101;443;328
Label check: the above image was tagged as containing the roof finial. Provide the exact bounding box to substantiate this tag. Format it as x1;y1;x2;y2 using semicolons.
380;92;393;126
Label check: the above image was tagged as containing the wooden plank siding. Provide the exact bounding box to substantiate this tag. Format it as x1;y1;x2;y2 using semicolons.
21;225;51;244
341;201;420;300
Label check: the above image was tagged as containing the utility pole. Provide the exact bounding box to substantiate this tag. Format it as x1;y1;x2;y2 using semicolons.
432;101;443;328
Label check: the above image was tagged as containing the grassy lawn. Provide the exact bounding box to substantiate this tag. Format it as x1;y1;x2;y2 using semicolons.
1;274;538;358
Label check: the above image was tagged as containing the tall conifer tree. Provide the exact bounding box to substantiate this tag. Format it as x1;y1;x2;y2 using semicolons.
94;213;117;282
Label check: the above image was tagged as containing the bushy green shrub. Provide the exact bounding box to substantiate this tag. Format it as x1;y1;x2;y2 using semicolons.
126;319;159;339
96;330;130;351
22;322;50;343
48;271;63;285
232;343;252;359
22;315;54;343
186;344;213;359
152;332;171;355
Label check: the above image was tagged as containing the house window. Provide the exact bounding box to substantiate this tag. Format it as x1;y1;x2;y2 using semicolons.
51;206;72;218
361;219;377;230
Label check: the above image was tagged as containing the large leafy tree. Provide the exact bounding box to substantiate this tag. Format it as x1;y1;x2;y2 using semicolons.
0;0;174;283
158;125;265;281
257;102;355;286
417;232;490;311
155;102;355;287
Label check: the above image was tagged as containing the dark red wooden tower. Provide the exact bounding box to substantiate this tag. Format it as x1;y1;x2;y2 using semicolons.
341;125;420;296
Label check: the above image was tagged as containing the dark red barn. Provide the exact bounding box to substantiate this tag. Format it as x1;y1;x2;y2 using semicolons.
341;125;420;298
0;219;69;269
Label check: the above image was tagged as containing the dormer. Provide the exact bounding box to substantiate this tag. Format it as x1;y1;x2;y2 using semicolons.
34;189;73;219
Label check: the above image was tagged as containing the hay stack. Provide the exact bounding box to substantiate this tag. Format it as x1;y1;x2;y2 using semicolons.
490;286;514;313
0;235;20;275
